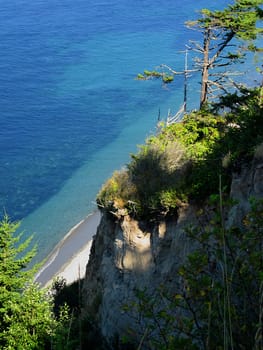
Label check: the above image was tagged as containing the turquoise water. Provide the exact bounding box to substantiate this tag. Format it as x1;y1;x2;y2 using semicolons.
0;0;258;261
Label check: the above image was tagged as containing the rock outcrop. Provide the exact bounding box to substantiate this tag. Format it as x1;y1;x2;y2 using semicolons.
82;150;263;347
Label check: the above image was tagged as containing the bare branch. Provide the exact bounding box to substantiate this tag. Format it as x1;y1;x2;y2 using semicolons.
189;40;204;53
159;64;183;75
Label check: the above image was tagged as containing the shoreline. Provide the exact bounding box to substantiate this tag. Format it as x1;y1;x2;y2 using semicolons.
35;210;101;288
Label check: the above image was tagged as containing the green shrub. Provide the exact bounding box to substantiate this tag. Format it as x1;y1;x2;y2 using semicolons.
128;141;189;218
223;87;263;165
158;188;187;213
153;111;229;200
155;110;226;159
97;169;138;213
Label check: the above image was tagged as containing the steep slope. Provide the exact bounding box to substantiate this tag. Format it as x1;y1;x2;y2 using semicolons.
82;148;263;347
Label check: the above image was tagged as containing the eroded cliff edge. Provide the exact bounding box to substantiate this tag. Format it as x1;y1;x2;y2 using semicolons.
82;149;263;346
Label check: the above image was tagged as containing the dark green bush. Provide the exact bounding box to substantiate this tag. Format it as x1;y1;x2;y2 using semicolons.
128;141;189;218
51;278;106;350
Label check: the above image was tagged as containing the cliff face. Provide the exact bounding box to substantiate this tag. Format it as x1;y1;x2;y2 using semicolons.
82;151;263;346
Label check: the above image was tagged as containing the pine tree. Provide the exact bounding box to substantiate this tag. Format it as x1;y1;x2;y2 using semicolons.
137;0;263;109
186;0;263;107
0;216;55;349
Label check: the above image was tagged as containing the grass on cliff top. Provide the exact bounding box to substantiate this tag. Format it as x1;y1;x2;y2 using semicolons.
97;87;263;220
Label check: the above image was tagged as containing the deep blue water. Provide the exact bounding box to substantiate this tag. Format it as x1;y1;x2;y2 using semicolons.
0;0;258;261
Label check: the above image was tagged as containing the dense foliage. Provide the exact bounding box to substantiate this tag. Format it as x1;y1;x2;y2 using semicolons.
97;86;263;220
0;217;56;349
51;277;105;350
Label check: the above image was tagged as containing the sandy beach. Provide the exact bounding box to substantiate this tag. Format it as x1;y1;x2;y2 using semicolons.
35;210;101;288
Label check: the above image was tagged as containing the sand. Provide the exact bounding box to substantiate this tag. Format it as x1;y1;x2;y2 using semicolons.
35;210;101;288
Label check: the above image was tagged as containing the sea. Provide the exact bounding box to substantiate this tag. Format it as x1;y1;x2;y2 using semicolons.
0;0;260;263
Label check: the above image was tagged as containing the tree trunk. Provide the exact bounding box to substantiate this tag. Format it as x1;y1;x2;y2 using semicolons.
200;28;211;109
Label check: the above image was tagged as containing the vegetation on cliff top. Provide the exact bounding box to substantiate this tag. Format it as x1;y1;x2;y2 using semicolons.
97;86;263;220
